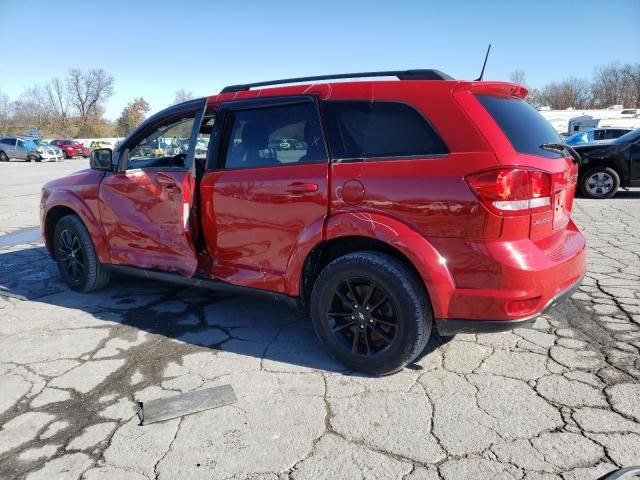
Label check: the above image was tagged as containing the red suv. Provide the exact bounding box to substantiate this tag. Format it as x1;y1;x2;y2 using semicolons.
40;70;586;375
50;139;90;159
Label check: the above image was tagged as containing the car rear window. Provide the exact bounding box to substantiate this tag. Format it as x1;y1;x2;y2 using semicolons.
322;101;447;161
476;95;563;159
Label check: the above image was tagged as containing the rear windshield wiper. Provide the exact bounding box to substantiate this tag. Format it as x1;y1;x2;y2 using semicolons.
539;143;580;164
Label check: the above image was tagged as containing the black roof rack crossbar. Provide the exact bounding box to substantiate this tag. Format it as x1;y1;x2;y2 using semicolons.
220;69;454;93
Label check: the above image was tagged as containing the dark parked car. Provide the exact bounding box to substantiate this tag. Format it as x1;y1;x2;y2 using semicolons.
574;129;640;198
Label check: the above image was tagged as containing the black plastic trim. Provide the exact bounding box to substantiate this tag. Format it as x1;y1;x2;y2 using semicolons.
221;69;454;93
106;265;298;308
435;274;584;335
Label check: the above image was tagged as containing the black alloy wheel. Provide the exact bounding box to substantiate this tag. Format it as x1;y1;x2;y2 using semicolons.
57;228;85;284
328;278;399;356
310;251;432;375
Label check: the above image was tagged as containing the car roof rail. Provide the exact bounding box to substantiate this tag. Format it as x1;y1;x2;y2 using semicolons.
220;69;454;93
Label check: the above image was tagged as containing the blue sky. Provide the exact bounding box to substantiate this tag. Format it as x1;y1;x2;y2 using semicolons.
1;0;638;120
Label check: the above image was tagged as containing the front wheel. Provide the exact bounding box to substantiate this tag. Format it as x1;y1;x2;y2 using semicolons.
53;215;110;292
580;166;620;199
310;251;432;375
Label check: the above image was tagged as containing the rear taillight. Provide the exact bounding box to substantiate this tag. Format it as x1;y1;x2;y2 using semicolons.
466;168;552;215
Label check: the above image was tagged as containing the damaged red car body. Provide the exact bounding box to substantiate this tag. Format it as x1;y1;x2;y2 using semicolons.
41;70;586;374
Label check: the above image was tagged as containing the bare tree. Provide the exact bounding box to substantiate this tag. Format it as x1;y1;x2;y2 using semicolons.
563;77;592;109
0;89;11;135
46;78;70;136
173;89;194;105
509;69;527;86
537;77;591;109
591;63;626;107
620;63;640;108
525;88;544;109
14;86;53;133
67;69;114;136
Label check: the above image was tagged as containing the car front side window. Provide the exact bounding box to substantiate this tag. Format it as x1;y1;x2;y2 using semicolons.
125;116;196;171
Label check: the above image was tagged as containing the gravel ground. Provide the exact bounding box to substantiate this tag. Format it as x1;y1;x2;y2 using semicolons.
0;161;639;479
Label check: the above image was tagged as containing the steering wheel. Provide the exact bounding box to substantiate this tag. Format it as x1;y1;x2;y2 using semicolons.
169;153;187;167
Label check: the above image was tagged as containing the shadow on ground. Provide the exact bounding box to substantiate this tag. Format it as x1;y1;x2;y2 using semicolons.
0;246;447;375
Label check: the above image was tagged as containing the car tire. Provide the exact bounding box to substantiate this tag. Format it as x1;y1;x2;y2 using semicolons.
29;154;40;163
580;166;620;199
0;151;8;162
53;214;110;292
63;152;69;159
310;251;432;375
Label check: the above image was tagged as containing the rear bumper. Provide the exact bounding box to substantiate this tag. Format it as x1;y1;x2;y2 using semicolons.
435;273;584;335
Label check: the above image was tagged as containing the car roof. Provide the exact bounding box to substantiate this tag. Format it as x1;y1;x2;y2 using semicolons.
204;79;527;105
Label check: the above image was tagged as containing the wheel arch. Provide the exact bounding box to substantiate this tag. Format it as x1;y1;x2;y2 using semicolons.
293;212;455;318
43;193;110;263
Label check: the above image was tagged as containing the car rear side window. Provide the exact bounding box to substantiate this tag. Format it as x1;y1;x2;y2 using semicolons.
321;101;447;161
476;95;563;159
223;102;326;169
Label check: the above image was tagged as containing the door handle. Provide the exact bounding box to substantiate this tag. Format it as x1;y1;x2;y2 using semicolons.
164;184;179;193
285;182;318;194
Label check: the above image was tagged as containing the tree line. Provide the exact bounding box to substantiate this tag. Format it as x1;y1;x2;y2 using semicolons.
1;63;638;140
0;69;193;139
513;62;640;110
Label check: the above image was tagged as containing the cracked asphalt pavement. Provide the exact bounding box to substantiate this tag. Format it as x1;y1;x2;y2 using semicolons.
0;161;639;479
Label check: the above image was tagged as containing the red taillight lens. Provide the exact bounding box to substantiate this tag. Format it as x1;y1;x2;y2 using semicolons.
506;296;541;316
466;168;552;215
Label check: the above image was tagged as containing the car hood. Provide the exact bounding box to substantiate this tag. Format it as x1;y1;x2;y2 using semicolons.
573;143;618;156
42;168;102;192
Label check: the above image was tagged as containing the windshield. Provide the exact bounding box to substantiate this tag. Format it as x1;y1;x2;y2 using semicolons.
476;95;563;158
612;129;640;145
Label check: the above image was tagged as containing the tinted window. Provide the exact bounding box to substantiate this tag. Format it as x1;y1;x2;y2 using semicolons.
224;102;326;169
63;140;74;145
322;101;447;160
613;129;640;145
0;138;14;145
604;129;629;139
477;95;563;158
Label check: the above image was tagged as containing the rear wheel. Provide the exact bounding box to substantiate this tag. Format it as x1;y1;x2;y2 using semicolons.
580;166;620;199
0;151;8;162
310;251;432;375
53;215;110;292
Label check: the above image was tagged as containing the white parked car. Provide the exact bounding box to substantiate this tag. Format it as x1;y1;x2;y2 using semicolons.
34;139;64;162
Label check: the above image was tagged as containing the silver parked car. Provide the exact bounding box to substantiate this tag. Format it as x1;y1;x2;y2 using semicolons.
0;137;63;162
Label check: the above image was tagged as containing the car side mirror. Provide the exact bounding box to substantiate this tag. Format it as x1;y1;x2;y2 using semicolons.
90;148;113;171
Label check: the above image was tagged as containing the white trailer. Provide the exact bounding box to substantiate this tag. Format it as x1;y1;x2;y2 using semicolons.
537;106;636;135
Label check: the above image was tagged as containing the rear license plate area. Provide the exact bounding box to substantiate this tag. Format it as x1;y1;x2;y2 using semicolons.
553;189;568;229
